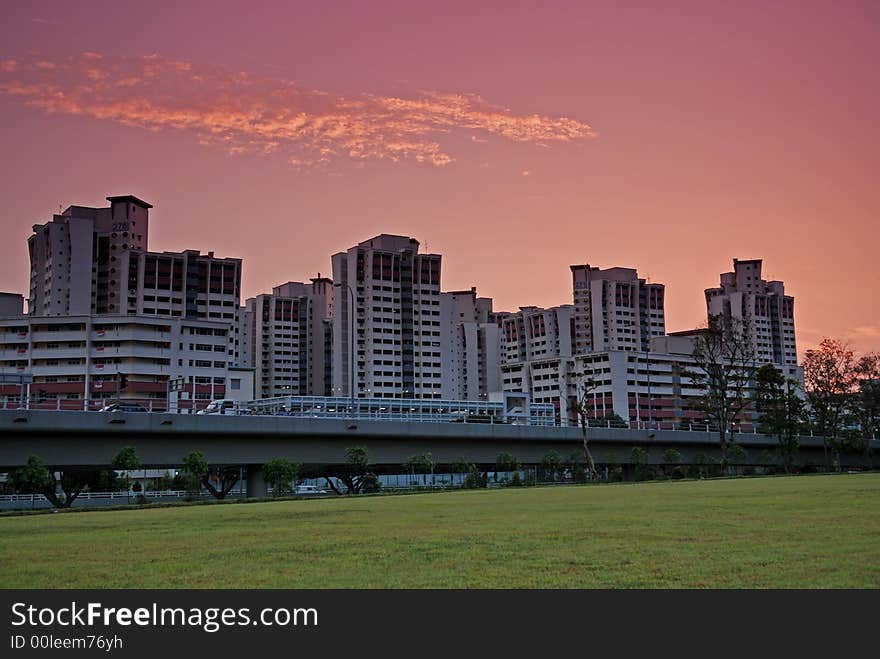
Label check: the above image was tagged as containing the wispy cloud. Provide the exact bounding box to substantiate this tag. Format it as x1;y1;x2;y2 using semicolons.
850;325;880;339
0;53;595;168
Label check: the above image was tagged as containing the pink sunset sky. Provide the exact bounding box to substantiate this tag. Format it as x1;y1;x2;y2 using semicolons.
0;0;877;355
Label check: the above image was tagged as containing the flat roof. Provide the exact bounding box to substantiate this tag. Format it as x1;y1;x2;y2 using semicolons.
106;195;153;209
667;328;708;337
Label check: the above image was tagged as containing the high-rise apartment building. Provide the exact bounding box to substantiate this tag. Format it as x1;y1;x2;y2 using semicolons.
244;277;333;399
441;287;501;400
26;196;243;362
705;258;797;366
28;196;151;317
331;234;443;399
570;265;665;353
499;305;574;365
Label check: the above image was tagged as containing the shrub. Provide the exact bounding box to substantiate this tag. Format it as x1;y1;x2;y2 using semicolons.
361;472;382;494
463;465;487;489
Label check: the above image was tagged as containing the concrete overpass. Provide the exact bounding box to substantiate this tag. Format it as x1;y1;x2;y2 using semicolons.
2;410;875;494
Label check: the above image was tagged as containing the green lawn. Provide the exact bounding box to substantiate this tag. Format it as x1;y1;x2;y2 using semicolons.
1;474;878;588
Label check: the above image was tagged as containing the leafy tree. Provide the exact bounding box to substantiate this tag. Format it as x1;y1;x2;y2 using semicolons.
9;455;120;508
687;452;709;479
630;446;654;481
541;450;563;482
854;353;880;458
404;452;435;485
495;452;520;481
451;457;472;486
662;448;681;465
463;464;487;489
567;451;587;482
263;457;300;497
112;446;142;503
661;448;682;478
688;314;758;468
182;451;241;499
595;412;628;428
803;338;858;471
324;447;378;495
755;364;805;473
360;472;382;494
181;451;208;497
727;443;748;467
9;455;54;500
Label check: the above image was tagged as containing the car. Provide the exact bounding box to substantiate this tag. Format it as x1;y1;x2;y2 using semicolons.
99;402;148;413
295;484;328;495
197;399;238;415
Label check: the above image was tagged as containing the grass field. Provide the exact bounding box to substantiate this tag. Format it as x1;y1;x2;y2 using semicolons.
1;474;878;588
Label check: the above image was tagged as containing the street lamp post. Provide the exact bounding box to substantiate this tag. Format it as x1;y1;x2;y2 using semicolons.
334;282;356;415
644;344;653;430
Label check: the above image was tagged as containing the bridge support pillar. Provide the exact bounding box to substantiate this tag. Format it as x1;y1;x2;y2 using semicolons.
246;465;267;499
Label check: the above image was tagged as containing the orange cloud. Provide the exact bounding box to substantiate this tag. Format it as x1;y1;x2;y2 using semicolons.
0;52;595;168
851;326;880;339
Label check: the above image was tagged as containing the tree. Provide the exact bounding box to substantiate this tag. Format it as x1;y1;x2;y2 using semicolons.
181;451;208;498
854;353;880;448
9;455;120;509
662;448;681;465
755;364;805;473
404;452;435;486
451;457;470;486
540;450;563;482
630;446;653;481
463;464;487;489
495;452;520;481
181;451;241;499
688;314;758;468
112;446;142;503
727;444;748;467
9;455;54;502
567;451;587;482
595;412;627;428
569;378;601;479
324;447;378;495
690;452;710;479
661;448;682;479
263;458;300;497
803;338;858;471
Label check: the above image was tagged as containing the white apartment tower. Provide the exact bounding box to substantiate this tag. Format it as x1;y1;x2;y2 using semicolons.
441;288;501;400
28;195;151;317
26;196;243;362
244;277;333;399
499;305;574;365
331;234;443;399
705;258;797;366
570;265;665;354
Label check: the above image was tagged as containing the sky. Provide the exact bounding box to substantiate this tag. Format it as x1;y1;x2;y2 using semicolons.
0;0;878;356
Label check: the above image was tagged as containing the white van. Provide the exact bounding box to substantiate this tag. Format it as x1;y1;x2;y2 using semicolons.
197;399;237;415
295;484;328;495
